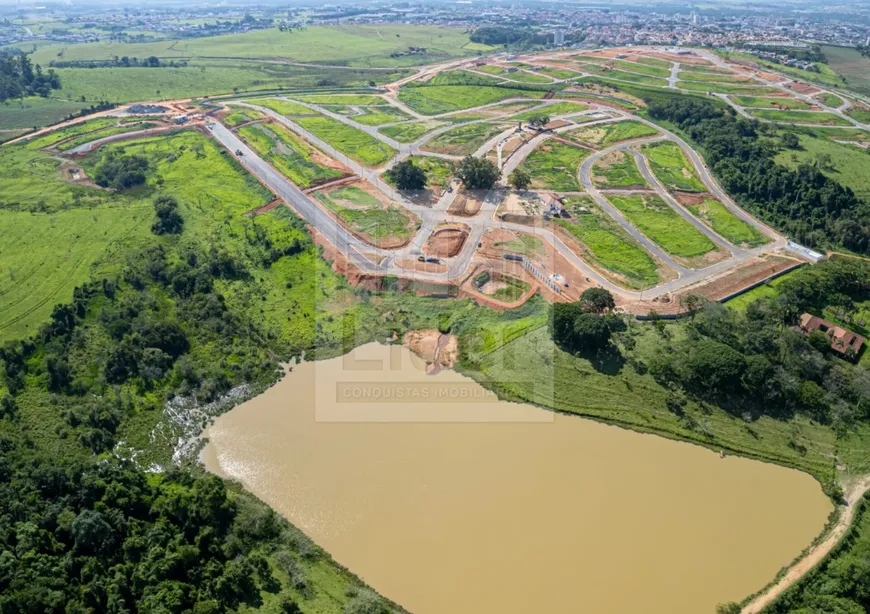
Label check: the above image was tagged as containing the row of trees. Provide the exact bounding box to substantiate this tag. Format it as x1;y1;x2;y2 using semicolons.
647;96;870;254
49;56;186;69
0;53;61;101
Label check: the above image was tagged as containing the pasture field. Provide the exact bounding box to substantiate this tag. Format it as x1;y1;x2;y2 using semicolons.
748;109;852;126
507;71;554;84
244;98;317;117
378;120;443;143
642;141;706;192
352;107;412;126
519;140;589;192
558;197;661;289
566;120;659;148
820;45;870;95
815;92;844;107
0;96;89;131
237;122;343;188
223;108;265;127
420;122;507;156
682;198;769;247
537;67;580;80
293;115;397;166
315;185;415;243
28;25;478;68
607;193;716;259
590;150;648;189
511;101;586;121
728;95;811;110
398;84;547;115
773;132;870;200
56;122;158;151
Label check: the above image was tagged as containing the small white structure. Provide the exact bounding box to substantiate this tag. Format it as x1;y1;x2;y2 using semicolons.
786;240;825;263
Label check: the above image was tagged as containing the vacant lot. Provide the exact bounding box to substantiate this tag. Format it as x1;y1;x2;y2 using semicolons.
238;122;344;188
353;107;413;126
379;121;444;143
421;122;506;156
293;94;386;105
728;95;811;110
56;122;158;151
591;150;648;189
22;116;138;150
223;107;265;127
607;193;716;259
566;121;659;148
679;71;751;85
246;98;316;117
814;92;844;108
681;197;768;248
520;141;590;191
611;60;671;78
512;101;587;121
537;67;580;80
316;185;416;245
399;84;547;115
642;141;706;192
677;81;781;95
507;71;554;84
559;197;661;289
294;115;397;166
573;64;669;87
748;109;852;126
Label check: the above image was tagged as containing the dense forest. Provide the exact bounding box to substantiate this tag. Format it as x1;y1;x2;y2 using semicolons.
0;53;61;102
469;26;549;47
647;97;870;255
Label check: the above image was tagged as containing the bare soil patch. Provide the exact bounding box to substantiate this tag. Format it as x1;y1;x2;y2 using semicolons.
447;192;484;217
396;258;448;273
423;224;469;258
788;82;820;95
676;254;802;304
403;330;459;372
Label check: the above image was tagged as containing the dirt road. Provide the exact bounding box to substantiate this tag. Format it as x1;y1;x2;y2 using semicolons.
742;475;870;614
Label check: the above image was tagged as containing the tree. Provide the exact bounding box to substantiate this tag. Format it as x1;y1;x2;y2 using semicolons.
680;293;704;319
780;132;800;149
387;159;427;191
456;155;499;190
152;195;184;235
715;604;741;614
683;339;746;394
526;114;550;129
580;287;615;313
507;168;531;191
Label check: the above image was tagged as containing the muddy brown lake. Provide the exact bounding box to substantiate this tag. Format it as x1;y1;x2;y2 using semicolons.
202;342;832;614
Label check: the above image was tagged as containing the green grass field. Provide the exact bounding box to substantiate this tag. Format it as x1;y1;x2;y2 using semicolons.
821;45;870;96
611;60;671;78
0;96;90;131
718;50;848;91
237;122;343;188
488;276;530;302
558;197;661;289
315;185;414;243
728;95;811;110
292;94;386;105
566;120;659;148
244;98;317;117
642;141;706;192
572;64;669;87
506;71;554;84
678;71;753;85
607;193;716;259
293;115;397;166
814;92;844;108
398;84;547;115
519;140;590;191
682;198;768;248
420;122;507;156
511;101;586;121
378;120;443;143
474;64;509;76
351;107;412;126
29;25;479;68
773;132;870;200
22;116;141;150
847;108;870;123
677;81;781;95
748;109;852;126
591;150;647;188
55;122;157;151
223;107;264;127
537;67;580;80
724;269;801;310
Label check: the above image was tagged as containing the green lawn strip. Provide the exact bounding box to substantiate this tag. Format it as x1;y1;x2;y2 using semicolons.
56;122;157;151
773;132;870;200
511;101;587;121
847;108;870;123
237;122;343;188
642;141;706;192
519;140;589;191
748;109;852;126
591;150;647;188
223;108;265;127
724;269;801;310
815;92;844;107
683;197;768;247
572;64;669;87
677;80;781;95
245;98;317;117
678;64;733;75
23;117;134;149
292;94;386;105
398;84;547;115
610;60;671;78
537;67;580;80
378;121;442;143
474;64;509;76
679;71;755;84
0;96;90;130
633;56;672;68
421;122;507;156
352;107;412;126
558;196;660;289
507;71;554;84
493;234;544;258
473;326;836;482
316;186;414;241
607;193;716;258
565;120;659;148
728;95;812;110
293;115;397;166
